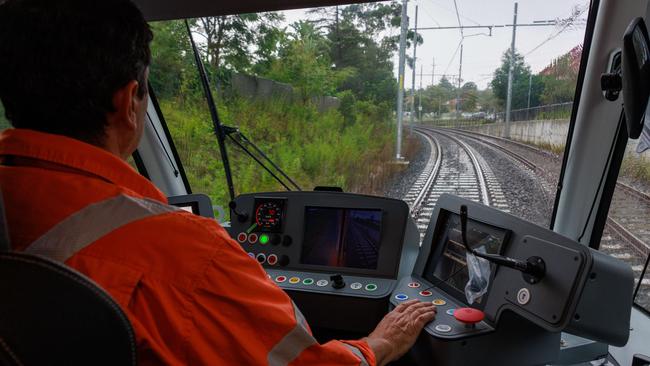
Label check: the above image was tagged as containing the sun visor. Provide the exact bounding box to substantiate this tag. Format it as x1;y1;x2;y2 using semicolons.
133;0;381;21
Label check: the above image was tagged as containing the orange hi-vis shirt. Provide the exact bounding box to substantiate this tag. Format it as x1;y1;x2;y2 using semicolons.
0;128;375;365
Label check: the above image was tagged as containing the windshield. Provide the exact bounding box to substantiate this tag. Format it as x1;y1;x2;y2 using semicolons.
150;0;590;226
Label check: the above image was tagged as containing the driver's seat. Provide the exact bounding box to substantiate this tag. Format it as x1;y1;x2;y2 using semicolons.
0;192;138;365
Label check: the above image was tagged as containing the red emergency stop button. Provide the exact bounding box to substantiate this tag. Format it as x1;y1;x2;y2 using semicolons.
453;307;484;325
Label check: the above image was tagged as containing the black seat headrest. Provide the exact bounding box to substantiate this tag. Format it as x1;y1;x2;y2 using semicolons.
0;252;137;366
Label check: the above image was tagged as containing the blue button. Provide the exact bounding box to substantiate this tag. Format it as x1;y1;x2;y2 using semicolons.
395;294;409;301
446;309;455;316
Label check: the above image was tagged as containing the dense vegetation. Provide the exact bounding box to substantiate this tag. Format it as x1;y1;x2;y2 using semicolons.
149;3;421;213
0;103;9;130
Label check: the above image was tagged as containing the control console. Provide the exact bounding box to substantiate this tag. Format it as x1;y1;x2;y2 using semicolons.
393;194;634;366
229;191;419;335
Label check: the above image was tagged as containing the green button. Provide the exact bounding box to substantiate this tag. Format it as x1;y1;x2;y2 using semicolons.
303;278;314;285
365;283;378;292
259;234;270;245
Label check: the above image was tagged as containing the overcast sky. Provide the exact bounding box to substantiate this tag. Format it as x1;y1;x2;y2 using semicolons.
282;0;590;90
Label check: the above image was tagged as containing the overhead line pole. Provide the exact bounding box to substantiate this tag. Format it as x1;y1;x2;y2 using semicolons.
505;2;518;139
431;57;435;85
456;43;463;116
395;0;408;160
419;64;423;122
410;5;419;131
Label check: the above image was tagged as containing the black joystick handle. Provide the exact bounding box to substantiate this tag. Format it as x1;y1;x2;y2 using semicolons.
330;274;345;289
229;201;249;223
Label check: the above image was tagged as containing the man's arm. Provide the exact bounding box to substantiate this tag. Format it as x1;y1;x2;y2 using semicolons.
188;227;435;365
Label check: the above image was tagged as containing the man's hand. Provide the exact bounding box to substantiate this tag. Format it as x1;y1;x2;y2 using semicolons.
364;300;436;366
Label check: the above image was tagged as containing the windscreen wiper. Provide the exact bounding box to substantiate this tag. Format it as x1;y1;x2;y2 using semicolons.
185;20;236;201
223;126;301;191
184;20;301;196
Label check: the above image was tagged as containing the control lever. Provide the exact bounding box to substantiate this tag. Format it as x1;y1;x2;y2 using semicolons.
229;201;249;223
330;274;346;289
460;205;546;284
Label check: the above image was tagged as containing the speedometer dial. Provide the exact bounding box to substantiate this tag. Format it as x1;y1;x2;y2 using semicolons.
255;201;284;232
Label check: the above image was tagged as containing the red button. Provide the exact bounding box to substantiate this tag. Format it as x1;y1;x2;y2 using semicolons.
453;307;485;325
275;276;287;283
267;254;278;265
237;232;248;243
419;290;433;297
248;233;258;244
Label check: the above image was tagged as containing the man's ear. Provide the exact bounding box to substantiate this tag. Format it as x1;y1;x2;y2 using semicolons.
110;80;140;131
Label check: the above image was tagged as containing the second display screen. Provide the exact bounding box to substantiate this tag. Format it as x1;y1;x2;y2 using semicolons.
301;207;382;270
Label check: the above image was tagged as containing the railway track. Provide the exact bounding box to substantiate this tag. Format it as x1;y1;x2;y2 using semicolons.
406;126;650;307
405;127;509;241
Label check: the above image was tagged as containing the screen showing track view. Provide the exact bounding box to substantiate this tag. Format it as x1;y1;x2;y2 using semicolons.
425;211;508;305
301;207;382;270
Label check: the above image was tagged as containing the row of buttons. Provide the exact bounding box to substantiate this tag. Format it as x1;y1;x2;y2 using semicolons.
395;292;456;333
247;252;290;266
237;232;292;246
274;276;378;291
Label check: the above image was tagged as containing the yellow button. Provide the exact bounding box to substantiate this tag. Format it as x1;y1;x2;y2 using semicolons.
289;277;301;284
432;299;447;306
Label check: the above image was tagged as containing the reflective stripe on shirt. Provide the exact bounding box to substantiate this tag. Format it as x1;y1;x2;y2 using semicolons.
267;302;317;366
25;194;179;262
341;343;370;366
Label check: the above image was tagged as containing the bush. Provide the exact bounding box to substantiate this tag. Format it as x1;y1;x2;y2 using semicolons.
161;95;395;218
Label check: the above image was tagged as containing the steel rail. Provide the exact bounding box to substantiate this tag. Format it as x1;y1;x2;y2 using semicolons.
411;131;443;214
422;128;491;206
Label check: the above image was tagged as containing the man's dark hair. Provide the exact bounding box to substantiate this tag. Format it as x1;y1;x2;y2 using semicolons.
0;0;153;144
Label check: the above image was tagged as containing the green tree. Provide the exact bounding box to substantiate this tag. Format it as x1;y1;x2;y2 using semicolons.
265;21;352;98
309;2;415;107
539;50;579;104
195;13;284;72
149;20;196;100
460;82;478;112
490;50;542;110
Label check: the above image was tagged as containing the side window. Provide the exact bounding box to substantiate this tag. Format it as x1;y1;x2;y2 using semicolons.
602;138;650;312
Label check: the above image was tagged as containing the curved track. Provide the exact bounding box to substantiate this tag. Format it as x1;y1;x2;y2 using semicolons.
407;127;509;240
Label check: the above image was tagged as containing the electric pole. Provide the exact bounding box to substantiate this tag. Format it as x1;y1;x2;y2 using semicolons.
410;5;419;130
419;64;423;122
395;0;408;160
456;43;463;116
527;73;533;120
505;2;518;138
431;57;435;85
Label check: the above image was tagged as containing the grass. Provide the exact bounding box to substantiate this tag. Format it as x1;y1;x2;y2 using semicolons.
160;96;397;218
621;155;650;184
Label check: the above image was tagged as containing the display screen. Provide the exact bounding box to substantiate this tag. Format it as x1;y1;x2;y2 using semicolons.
424;210;509;306
301;207;383;270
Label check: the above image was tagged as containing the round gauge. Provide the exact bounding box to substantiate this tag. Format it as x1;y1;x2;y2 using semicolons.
255;201;283;231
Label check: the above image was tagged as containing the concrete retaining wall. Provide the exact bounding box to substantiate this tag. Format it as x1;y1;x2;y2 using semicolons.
230;73;340;112
465;119;570;150
463;119;649;163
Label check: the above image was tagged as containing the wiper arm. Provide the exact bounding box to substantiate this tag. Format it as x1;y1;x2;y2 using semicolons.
223;126;302;191
184;19;236;202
